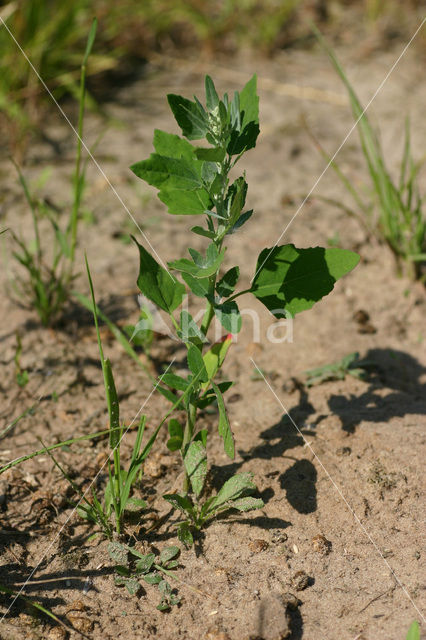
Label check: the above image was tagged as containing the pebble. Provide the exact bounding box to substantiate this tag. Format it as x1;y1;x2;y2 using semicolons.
312;534;332;555
248;539;269;553
291;570;310;591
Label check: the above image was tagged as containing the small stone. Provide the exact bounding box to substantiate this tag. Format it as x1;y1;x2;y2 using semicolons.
206;627;231;640
291;570;310;591
64;599;86;614
65;614;93;633
311;534;332;555
248;539;269;553
47;627;68;640
336;446;352;457
271;530;288;544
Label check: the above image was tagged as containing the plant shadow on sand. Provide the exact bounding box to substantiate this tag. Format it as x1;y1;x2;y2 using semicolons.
326;348;426;433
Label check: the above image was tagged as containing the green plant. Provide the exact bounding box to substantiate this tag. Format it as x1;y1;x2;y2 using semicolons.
164;471;263;546
406;621;420;640
108;542;181;610
14;332;29;387
6;20;97;325
313;25;426;281
130;74;359;544
305;351;374;386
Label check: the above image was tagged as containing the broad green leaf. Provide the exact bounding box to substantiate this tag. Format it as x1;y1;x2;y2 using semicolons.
144;573;162;585
115;576;140;595
159;546;180;565
135;553;156;574
205;75;219;111
184;440;207;497
182;272;210;297
108;542;128;564
195;147;226;162
187;343;208;382
178;310;208;344
159;187;211;216
167;419;184;451
133;237;185;313
239;75;259;128
211;382;234;458
202;335;232;381
178;523;194;547
216;266;240;298
210;472;256;510
227;496;264;512
130;154;202;191
214;301;242;334
161;372;189;391
163;493;194;516
125;498;148;511
406;621;420;640
153;129;195;161
251;245;360;317
167;94;208;139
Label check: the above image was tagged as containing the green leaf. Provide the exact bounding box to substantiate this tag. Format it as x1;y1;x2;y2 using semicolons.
144;573;162;585
187;343;209;383
108;542;128;564
159;187;211;216
153;129;195;160
194;429;208;447
130;154;202;191
184;440;207;497
214;301;242;334
181;272;210;297
167;94;208;139
169;244;225;279
205;75;219;111
228;496;264;512
229;209;253;234
178;522;194;547
163;493;195;517
167;418;184;451
195;147;226;162
251;245;360;317
202;335;232;381
406;621;420;640
133;237;186;313
135;553;156;574
226;177;248;227
178;310;208;344
227;75;259;155
161;372;189;391
211;382;234;459
159;546;180;565
104;358;120;449
191;226;216;240
210;472;257;510
125;498;148;511
115;576;140;595
216;266;240;298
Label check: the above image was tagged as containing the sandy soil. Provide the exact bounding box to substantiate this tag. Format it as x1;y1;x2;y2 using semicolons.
0;31;425;640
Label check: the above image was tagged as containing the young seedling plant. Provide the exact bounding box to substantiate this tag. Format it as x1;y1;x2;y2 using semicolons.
5;19;97;325
130;74;359;545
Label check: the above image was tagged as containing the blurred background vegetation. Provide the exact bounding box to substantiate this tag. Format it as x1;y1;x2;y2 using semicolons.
0;0;425;150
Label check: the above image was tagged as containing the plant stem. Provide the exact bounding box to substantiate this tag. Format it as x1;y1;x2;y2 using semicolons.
182;402;197;493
